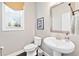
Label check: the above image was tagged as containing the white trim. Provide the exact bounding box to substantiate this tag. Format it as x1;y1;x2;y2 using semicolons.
38;48;50;56
7;49;25;56
7;48;50;56
43;51;50;56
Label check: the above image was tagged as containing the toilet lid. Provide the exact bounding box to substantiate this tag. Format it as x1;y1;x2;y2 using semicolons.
24;44;37;51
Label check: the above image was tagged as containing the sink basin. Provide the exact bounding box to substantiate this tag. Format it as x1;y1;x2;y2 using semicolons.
44;37;75;56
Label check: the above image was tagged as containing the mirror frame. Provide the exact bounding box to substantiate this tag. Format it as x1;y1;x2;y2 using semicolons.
50;2;70;33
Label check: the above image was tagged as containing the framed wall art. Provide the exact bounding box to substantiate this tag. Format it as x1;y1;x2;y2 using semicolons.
2;2;24;31
37;17;44;30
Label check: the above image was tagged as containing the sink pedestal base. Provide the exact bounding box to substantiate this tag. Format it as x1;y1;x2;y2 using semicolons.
53;51;61;56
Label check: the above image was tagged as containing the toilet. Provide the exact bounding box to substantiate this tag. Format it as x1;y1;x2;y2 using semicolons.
24;36;42;56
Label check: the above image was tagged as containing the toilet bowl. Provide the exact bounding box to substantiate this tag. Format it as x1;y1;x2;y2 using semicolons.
24;36;42;56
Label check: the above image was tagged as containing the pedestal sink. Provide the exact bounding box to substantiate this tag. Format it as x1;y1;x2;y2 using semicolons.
44;37;75;56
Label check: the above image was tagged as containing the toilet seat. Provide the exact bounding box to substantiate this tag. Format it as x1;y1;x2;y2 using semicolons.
24;44;38;52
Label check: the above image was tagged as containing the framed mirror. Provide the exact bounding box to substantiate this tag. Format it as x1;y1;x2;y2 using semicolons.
50;2;72;33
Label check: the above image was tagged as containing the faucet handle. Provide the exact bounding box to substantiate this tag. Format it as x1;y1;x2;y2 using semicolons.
66;32;70;35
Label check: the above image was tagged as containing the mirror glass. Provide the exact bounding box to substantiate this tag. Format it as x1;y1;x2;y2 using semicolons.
50;2;72;33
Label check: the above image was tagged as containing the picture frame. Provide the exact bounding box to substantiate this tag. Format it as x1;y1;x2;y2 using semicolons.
37;17;44;30
2;3;24;31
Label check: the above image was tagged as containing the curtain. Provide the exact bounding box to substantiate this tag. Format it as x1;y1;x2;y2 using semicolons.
71;12;79;34
75;13;79;34
71;15;75;34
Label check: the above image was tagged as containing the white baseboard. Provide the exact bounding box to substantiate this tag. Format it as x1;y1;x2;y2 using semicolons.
7;49;25;56
38;48;49;56
43;51;49;56
7;48;49;56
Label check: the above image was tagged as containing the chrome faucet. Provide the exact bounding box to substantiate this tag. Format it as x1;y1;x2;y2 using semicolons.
65;32;70;40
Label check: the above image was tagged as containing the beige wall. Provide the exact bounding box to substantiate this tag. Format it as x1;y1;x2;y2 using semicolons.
35;2;79;56
0;2;35;55
35;2;50;38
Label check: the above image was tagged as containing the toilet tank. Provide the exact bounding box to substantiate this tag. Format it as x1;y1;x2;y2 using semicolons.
34;36;42;46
